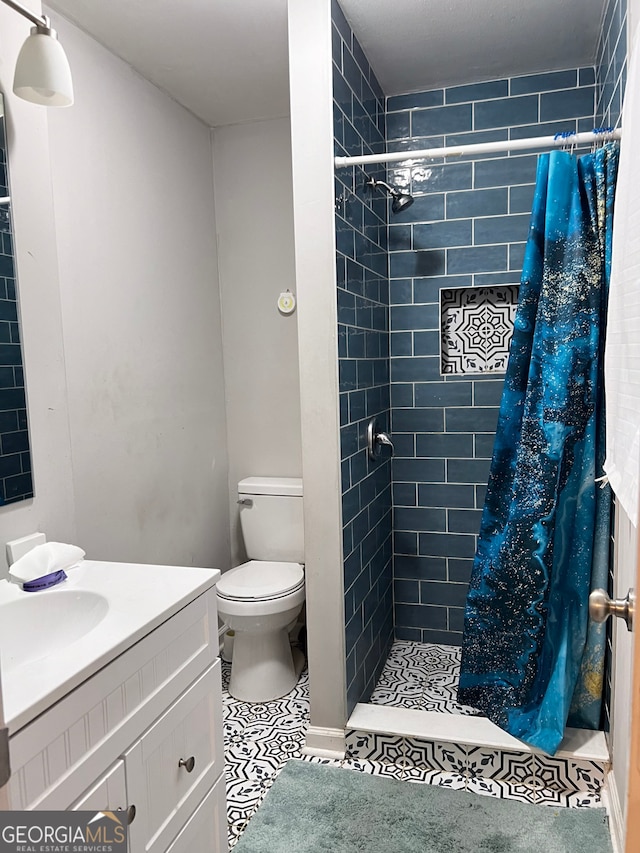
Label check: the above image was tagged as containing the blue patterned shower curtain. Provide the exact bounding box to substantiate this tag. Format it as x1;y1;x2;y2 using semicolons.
457;142;619;755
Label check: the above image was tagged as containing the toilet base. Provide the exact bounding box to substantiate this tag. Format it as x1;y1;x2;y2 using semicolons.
228;628;305;703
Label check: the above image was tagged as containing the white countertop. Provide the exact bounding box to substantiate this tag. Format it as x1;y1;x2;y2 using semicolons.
0;560;220;733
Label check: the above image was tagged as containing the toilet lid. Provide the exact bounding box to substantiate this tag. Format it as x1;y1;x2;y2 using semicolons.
216;561;304;601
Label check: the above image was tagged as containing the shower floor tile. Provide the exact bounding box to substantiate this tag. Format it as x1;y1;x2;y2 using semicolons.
370;640;482;716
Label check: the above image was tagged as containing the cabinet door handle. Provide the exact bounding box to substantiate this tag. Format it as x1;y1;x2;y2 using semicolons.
178;756;196;773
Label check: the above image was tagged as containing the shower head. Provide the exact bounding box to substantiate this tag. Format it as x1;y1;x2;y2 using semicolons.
365;176;414;214
390;190;414;214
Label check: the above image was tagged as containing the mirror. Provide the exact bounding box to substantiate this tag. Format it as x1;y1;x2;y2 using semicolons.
0;95;33;505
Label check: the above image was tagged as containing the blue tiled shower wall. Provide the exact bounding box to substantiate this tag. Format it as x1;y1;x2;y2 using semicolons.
333;0;628;708
0;118;32;505
596;0;627;734
387;70;598;645
332;0;394;714
596;0;627;127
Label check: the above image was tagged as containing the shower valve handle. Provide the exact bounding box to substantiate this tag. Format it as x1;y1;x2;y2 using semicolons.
366;418;394;460
376;431;394;451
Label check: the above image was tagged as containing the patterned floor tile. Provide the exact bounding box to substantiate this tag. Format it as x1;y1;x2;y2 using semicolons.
432;741;467;775
344;729;374;757
565;790;604;808
465;775;505;798
341;757;404;779
369;640;484;717
425;770;467;790
222;641;606;848
368;686;424;709
403;737;435;770
223;663;310;848
345;730;405;765
466;745;501;779
534;787;571;807
534;755;606;793
496;783;538;804
489;749;535;786
225;774;269;807
402;763;437;783
298;753;343;769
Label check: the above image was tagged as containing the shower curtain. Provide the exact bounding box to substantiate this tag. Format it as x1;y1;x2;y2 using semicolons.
457;142;619;755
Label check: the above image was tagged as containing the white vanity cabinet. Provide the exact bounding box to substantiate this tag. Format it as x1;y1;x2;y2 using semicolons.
70;760;127;812
125;665;225;853
6;584;227;853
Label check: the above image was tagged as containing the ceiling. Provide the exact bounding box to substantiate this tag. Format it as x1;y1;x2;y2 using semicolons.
46;0;607;128
343;0;607;96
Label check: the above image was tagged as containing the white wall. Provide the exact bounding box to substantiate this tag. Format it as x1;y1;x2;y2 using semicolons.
0;1;76;580
212;118;301;566
608;5;639;845
609;502;636;841
44;12;231;570
288;0;348;751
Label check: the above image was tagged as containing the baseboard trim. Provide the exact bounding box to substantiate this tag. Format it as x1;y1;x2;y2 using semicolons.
603;770;625;853
302;726;346;759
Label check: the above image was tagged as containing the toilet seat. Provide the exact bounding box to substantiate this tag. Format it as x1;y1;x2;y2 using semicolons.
216;560;304;602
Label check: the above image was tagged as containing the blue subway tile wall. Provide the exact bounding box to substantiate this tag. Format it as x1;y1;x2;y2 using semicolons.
333;0;393;714
387;69;596;645
0;118;32;506
596;0;627;128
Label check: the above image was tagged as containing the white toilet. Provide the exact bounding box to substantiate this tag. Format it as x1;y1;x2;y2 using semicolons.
216;476;305;702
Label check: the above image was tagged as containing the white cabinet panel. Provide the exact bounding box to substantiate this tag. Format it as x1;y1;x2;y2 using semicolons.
70;760;127;813
126;662;224;853
166;776;228;853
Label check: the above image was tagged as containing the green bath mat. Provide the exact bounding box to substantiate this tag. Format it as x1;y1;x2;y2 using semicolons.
233;759;612;853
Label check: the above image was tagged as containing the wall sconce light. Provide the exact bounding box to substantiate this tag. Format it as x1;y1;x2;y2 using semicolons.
1;0;73;107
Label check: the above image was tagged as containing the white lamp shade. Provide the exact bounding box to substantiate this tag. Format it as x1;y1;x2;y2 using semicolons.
13;30;73;107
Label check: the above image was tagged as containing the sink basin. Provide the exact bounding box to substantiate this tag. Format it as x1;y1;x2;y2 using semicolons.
0;589;109;672
0;560;220;733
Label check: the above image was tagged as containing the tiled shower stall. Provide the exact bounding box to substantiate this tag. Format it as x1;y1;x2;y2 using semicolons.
334;0;627;715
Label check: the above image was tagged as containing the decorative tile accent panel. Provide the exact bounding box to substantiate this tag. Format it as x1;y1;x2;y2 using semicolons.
333;0;393;714
344;728;608;807
440;285;519;375
388;69;596;644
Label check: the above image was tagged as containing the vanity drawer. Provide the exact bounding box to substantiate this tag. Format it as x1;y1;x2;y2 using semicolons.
126;661;224;853
165;775;227;853
69;760;127;813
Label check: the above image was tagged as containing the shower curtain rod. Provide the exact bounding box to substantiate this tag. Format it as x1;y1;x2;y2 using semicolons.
334;127;622;168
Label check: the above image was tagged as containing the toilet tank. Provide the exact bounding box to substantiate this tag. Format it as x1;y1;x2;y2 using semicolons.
238;477;304;563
